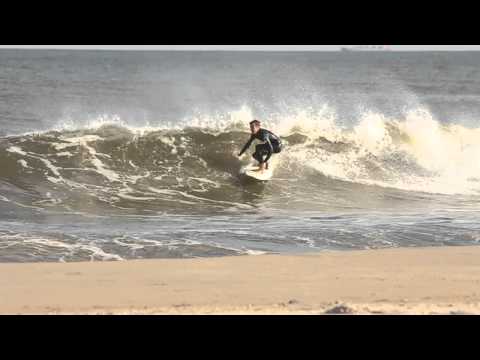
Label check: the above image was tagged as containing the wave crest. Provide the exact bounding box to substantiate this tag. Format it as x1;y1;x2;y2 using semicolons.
2;107;480;216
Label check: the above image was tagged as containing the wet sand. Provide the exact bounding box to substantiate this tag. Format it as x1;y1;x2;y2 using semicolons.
2;246;480;315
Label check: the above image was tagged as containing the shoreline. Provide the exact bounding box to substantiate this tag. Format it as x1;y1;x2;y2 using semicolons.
2;246;480;315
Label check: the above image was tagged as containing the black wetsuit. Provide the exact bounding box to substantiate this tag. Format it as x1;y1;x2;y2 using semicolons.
239;129;283;164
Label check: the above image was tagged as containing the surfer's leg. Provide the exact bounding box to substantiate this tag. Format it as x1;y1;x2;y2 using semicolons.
265;144;282;169
252;146;261;163
253;144;267;164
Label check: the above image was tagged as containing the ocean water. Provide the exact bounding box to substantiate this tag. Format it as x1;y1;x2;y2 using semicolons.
1;49;480;262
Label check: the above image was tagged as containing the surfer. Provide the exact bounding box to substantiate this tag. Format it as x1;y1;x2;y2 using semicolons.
238;120;283;171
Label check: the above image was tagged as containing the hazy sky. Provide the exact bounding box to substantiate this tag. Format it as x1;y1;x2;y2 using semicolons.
0;45;479;51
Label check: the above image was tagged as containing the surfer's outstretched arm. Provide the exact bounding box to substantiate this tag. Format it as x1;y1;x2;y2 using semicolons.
238;136;254;157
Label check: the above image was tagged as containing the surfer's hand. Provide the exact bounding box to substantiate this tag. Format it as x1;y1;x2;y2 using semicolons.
237;153;242;157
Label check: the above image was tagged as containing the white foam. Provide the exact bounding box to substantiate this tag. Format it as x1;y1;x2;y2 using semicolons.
117;193;157;201
284;108;480;195
117;187;157;201
6;146;27;155
6;145;65;183
47;176;63;184
53;114;165;137
89;157;120;182
188;177;221;186
184;105;255;132
18;159;31;168
56;152;73;157
39;158;61;177
23;238;123;261
54;135;103;150
148;187;253;209
244;249;268;255
128;171;151;184
144;187;198;205
57;135;119;182
54;114;126;132
0;233;124;262
295;236;317;248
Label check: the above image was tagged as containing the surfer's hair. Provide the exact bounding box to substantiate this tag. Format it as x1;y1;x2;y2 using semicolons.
250;120;261;127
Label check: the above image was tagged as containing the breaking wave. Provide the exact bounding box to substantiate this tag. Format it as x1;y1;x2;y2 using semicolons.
2;106;480;217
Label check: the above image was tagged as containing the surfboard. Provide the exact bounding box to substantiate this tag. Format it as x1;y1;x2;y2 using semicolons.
243;165;273;181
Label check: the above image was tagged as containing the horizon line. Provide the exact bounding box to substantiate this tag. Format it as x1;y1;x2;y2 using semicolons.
0;47;479;52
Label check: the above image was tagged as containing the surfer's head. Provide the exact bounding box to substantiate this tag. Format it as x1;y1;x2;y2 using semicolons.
250;120;261;134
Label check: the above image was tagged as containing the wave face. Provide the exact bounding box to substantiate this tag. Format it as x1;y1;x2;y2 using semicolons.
2;108;480;217
2;50;480;262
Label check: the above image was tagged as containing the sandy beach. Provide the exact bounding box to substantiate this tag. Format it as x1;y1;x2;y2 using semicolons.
2;246;480;315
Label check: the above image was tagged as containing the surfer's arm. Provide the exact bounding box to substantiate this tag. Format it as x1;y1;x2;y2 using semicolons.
238;136;254;156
